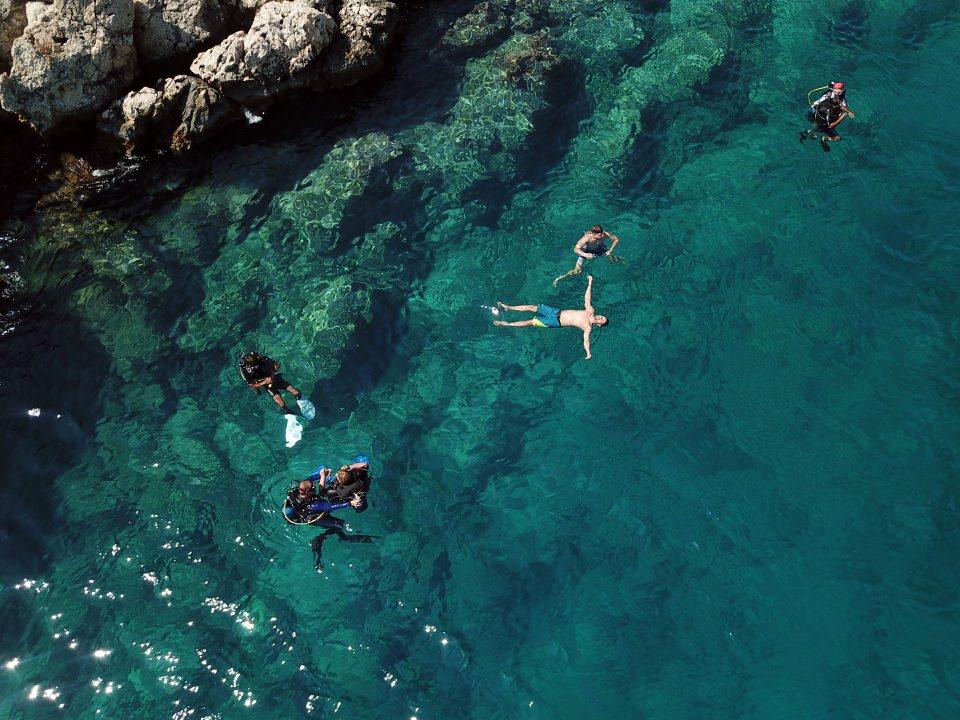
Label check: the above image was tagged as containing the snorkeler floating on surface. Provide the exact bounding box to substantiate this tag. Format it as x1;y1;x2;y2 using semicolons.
801;81;855;152
494;275;608;360
283;457;372;524
238;350;315;418
553;224;620;287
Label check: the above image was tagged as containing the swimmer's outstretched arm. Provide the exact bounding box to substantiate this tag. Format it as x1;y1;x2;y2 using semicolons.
584;275;595;313
604;231;620;255
583;329;592;360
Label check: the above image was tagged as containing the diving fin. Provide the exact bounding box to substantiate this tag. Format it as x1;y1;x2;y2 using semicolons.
297;397;316;420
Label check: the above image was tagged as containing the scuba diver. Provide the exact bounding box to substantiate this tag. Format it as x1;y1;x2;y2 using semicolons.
553;225;621;287
801;81;855;152
282;456;372;525
238;350;315;418
323;459;373;511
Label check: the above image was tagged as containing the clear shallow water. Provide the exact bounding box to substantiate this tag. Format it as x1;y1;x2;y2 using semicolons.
2;1;960;718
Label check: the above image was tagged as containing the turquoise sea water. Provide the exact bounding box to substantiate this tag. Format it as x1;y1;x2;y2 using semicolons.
2;1;960;717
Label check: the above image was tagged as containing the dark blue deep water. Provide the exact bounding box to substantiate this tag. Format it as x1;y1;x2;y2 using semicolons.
2;1;960;718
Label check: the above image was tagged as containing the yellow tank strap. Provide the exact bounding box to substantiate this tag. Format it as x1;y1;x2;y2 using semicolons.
807;86;829;106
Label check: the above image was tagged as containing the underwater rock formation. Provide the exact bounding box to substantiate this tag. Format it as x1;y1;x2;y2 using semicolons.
437;0;513;60
500;30;558;88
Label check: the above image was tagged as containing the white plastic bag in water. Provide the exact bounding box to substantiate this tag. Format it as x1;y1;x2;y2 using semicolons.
297;397;316;420
285;414;303;447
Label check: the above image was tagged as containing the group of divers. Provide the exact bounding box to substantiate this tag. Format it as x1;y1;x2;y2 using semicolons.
240;81;854;554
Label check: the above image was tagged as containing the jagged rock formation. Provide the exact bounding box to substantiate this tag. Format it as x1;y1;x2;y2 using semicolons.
0;0;139;132
97;73;235;154
0;0;28;73
320;0;399;88
0;0;404;158
190;0;336;106
132;0;238;68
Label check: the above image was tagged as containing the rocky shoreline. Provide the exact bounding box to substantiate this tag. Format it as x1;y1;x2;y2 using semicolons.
0;0;403;208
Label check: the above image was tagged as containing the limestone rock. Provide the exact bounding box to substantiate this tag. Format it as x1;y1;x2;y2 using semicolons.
190;0;335;106
132;0;238;68
233;0;284;24
0;0;139;133
319;0;397;88
24;2;47;25
1;0;28;73
98;74;236;154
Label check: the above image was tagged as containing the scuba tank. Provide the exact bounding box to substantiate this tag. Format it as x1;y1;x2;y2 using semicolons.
806;82;846;125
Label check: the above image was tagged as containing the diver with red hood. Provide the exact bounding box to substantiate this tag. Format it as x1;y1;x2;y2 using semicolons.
801;81;856;152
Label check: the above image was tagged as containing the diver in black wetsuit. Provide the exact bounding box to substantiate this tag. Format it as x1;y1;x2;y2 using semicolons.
286;459;376;570
324;461;372;513
801;81;855;152
238;350;304;413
